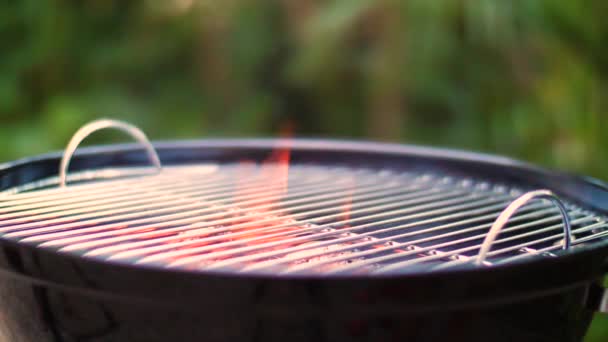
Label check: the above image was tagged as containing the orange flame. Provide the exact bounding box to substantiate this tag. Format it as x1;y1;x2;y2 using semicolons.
259;121;293;202
164;121;302;266
164;122;357;270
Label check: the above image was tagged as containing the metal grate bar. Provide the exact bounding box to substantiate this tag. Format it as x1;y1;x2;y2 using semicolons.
432;219;608;270
23;173;405;246
0;163;326;200
370;217;605;274
336;215;600;274
178;201;570;271
0;166;353;235
0;167;329;226
0;167;247;212
0;172;299;219
0;164;333;209
0;165;219;201
4;170;384;239
129;189;510;265
495;230;608;265
1;163;607;275
0;164;328;216
243;204;562;273
85;179;455;259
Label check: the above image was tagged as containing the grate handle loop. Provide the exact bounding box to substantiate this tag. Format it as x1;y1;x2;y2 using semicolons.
475;190;572;266
59;119;161;187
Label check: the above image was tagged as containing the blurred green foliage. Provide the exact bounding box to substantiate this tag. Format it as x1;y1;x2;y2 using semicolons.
1;0;608;340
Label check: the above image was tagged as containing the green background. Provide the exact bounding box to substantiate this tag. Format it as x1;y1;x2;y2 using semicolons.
1;1;607;339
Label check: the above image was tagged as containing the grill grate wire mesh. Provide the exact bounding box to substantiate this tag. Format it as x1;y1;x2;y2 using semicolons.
1;163;607;275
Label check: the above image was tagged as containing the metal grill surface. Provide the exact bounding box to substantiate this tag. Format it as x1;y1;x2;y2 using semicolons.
1;163;607;275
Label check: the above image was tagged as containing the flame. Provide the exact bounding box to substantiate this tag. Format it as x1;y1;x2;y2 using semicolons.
162;122;359;270
163;122;301;266
234;122;293;210
260;121;293;199
235;121;293;214
228;122;297;249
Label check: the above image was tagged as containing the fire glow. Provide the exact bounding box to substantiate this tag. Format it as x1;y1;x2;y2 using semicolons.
157;125;412;272
159;125;370;270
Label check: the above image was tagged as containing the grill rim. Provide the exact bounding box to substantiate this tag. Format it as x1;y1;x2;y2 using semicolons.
1;138;608;311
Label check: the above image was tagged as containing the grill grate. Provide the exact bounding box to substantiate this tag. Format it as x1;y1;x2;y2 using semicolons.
1;163;607;275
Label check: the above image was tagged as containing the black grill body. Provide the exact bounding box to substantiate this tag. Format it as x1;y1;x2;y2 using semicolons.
0;139;607;342
0;279;595;341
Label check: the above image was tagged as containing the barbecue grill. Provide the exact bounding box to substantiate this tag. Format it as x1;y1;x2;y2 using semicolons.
1;119;608;341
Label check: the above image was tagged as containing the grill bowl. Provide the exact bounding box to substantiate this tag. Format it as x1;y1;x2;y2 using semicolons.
0;139;607;342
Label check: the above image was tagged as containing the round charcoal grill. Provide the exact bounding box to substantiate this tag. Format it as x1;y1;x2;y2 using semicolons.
1;120;608;342
1;154;598;274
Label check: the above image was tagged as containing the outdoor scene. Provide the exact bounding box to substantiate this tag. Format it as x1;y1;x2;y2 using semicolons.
1;1;607;340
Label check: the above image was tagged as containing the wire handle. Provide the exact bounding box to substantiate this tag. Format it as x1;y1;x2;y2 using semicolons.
59;119;161;187
475;189;572;266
